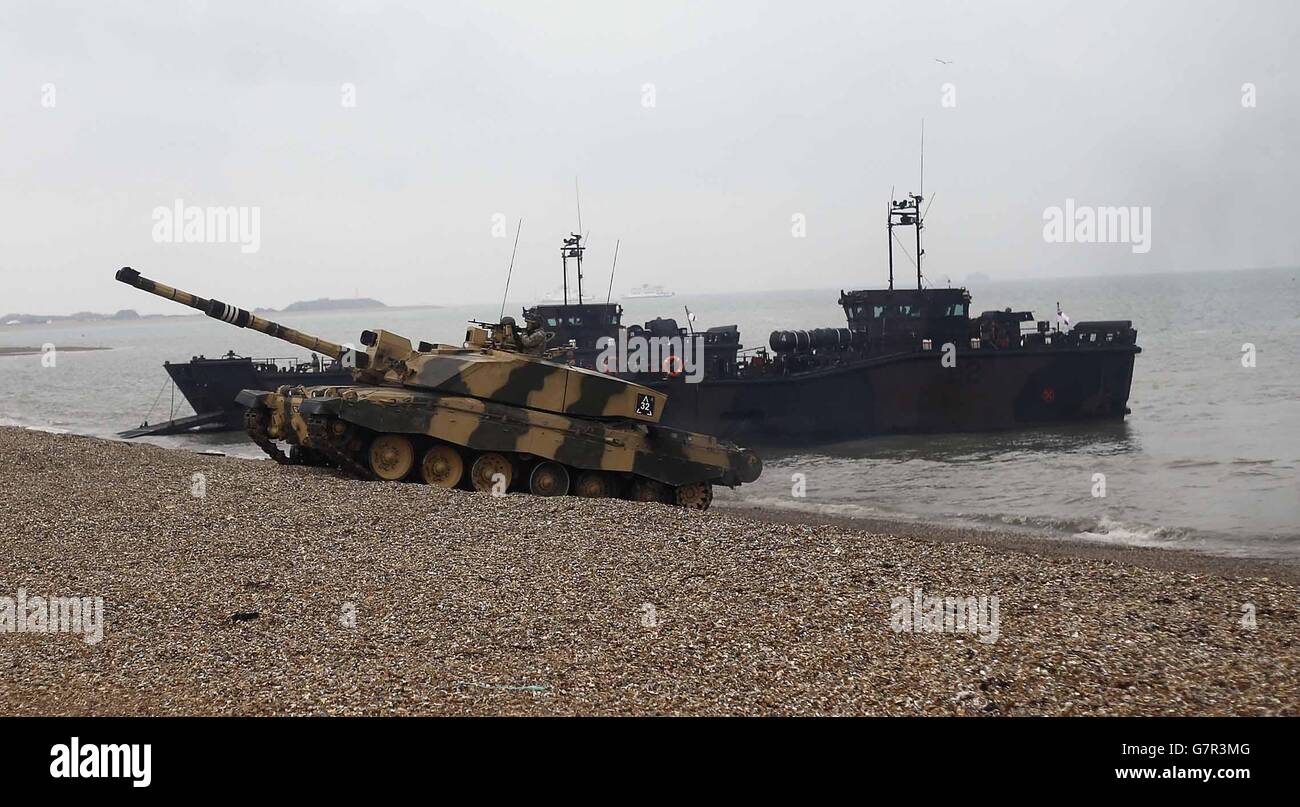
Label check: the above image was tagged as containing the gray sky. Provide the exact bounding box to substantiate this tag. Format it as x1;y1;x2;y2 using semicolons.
2;0;1297;315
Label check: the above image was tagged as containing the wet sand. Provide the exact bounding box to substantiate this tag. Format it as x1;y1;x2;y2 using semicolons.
1;426;1296;716
717;504;1300;585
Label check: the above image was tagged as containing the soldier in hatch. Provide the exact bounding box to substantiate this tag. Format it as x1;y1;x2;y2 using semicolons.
518;312;549;354
493;315;549;355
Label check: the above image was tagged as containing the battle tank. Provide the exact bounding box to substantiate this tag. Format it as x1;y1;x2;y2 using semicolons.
115;268;761;508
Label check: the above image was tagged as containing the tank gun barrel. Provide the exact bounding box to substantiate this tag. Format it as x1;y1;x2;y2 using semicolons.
114;267;349;361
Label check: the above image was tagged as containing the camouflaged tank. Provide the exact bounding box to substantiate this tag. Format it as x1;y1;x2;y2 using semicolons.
115;268;761;508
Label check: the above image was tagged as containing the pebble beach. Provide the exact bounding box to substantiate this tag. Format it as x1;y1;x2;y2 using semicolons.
0;425;1295;716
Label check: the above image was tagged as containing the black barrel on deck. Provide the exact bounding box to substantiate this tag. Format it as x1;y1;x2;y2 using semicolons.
769;328;864;354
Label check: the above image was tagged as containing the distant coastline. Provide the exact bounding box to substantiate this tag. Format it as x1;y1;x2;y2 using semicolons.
254;297;387;314
4;298;440;328
2;309;157;327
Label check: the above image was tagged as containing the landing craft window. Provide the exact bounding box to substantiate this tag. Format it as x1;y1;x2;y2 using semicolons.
546;317;560;327
944;302;967;317
873;304;921;318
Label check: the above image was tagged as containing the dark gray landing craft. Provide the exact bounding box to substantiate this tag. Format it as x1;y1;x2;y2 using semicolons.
649;317;1140;444
637;193;1140;443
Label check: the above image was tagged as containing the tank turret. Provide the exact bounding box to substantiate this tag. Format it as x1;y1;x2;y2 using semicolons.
115;267;760;508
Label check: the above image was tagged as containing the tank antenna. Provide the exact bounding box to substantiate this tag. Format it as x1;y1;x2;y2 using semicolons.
498;218;522;321
606;239;620;305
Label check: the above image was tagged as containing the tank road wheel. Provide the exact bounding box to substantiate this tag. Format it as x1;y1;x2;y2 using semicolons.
528;462;571;497
674;482;714;511
420;444;464;489
573;471;613;499
470;453;514;494
630;478;672;504
368;434;415;481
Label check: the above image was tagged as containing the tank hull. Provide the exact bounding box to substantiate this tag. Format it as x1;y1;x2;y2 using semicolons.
236;384;761;507
290;386;761;487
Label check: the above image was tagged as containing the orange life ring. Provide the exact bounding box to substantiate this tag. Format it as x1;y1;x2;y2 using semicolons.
662;355;684;377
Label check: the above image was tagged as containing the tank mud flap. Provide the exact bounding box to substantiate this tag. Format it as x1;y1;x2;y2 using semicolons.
235;389;274;409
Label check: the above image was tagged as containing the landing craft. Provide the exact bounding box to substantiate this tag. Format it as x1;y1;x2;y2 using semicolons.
525;200;1142;443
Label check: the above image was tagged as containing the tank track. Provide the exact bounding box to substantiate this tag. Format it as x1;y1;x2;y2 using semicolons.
248;409;714;508
243;410;292;465
304;415;377;481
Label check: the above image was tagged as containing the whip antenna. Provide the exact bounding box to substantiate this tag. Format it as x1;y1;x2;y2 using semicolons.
606;239;620;305
498;218;522;321
575;177;583;235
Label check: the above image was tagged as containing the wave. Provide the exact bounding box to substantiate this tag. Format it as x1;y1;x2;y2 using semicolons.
717;493;887;520
1071;515;1191;548
0;421;71;435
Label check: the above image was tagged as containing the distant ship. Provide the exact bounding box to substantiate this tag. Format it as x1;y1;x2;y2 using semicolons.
624;284;674;299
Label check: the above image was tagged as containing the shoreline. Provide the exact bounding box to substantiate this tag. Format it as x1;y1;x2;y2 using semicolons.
15;419;1296;574
8;419;1298;578
1;425;1296;715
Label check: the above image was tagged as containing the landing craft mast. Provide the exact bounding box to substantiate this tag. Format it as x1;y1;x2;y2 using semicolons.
561;232;585;304
885;123;928;291
887;194;925;291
